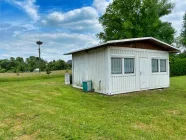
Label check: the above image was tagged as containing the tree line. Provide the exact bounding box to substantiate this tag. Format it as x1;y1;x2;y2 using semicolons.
0;56;71;73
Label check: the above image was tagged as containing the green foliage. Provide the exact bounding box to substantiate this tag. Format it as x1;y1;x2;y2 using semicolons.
174;36;183;48
25;56;47;72
181;12;186;47
98;0;175;44
0;68;6;73
0;56;70;73
46;64;52;76
48;60;70;71
170;52;186;77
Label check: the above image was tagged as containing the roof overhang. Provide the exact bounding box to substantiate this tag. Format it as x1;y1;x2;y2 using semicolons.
64;37;180;55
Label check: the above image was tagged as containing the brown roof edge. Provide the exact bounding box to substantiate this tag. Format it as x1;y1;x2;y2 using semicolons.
64;37;180;55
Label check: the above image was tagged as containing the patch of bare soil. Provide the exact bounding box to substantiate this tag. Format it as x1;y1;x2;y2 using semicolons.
33;98;43;102
13;130;40;140
48;92;61;96
0;118;12;128
133;122;155;131
166;110;181;115
40;82;62;86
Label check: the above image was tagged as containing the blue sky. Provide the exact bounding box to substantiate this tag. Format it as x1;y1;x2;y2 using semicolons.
0;0;185;61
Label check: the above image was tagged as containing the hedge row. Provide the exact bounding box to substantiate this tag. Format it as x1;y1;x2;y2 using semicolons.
170;57;186;77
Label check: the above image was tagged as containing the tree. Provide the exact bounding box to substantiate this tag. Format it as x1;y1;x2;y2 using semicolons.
25;56;47;72
48;60;68;71
16;57;24;63
181;12;186;47
46;64;51;76
97;0;175;44
173;36;182;48
25;56;37;72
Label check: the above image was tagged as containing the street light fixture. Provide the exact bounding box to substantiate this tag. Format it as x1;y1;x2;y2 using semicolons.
36;41;43;73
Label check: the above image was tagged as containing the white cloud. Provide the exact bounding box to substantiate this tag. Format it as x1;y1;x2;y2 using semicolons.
161;0;186;36
93;0;113;14
2;0;185;62
0;23;12;31
13;31;21;36
47;7;98;23
22;23;38;31
5;0;40;21
41;7;102;33
0;22;38;38
0;32;99;61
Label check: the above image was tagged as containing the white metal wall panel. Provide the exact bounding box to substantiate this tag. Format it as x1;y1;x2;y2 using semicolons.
72;48;108;94
149;51;170;89
111;75;137;94
109;47;169;94
72;52;86;87
110;47;139;94
87;48;107;93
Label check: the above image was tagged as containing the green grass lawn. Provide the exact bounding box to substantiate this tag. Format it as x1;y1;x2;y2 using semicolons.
0;75;186;139
0;70;67;82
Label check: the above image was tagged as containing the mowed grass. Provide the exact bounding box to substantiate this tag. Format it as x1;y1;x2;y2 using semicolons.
0;75;186;139
0;70;67;82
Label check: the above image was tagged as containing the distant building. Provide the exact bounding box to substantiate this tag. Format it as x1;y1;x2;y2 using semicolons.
33;68;39;73
67;60;72;65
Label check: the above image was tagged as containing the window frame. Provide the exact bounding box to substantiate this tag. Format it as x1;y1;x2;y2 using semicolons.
111;55;135;76
152;59;159;73
151;57;168;74
124;58;135;74
111;57;123;75
160;59;167;72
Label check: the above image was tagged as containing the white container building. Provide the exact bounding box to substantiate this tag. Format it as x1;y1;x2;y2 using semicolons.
64;37;179;95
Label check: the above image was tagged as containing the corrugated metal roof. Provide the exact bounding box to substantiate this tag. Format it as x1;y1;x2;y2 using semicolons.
64;37;180;55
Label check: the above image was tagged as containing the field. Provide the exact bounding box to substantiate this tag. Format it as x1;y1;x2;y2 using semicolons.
0;72;186;139
0;70;67;82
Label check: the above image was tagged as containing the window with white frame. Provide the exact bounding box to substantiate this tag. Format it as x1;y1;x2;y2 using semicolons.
111;57;135;74
160;59;166;72
124;58;135;74
152;59;159;73
152;59;167;73
111;58;122;74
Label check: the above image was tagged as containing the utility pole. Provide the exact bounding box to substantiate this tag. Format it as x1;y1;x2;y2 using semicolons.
36;41;43;73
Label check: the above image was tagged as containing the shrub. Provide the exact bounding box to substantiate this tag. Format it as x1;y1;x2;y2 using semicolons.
170;57;186;77
0;68;6;73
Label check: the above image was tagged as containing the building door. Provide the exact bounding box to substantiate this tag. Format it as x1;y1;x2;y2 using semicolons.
139;58;149;89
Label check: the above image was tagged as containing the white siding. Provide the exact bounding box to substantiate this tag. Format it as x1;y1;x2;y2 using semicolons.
72;48;108;94
111;75;137;94
72;46;170;95
72;52;86;87
109;47;169;95
149;51;170;89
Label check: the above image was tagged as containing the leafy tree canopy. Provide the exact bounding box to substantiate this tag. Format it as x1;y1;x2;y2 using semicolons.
181;12;186;47
97;0;175;44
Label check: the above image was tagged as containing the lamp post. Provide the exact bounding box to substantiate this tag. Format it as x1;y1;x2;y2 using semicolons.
36;41;43;73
